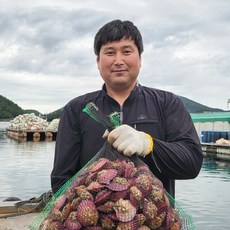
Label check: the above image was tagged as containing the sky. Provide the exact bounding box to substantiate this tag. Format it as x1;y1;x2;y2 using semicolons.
0;0;230;114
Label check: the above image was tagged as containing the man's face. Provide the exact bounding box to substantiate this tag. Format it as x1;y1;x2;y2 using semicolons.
97;38;141;91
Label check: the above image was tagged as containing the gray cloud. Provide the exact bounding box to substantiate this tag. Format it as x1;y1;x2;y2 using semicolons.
0;0;229;113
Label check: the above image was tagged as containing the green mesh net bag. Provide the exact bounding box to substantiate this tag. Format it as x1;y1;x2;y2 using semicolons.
29;102;195;230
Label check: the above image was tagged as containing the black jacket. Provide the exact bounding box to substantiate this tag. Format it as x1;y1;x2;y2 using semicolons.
51;84;203;197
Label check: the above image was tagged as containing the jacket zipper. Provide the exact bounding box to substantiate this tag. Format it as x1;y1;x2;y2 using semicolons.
119;106;123;125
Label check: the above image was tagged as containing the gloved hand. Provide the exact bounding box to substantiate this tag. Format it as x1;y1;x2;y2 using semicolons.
103;124;153;157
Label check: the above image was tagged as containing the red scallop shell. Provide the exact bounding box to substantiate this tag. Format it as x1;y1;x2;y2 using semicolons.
137;225;151;230
76;186;94;201
52;193;68;211
65;187;76;202
97;169;118;184
47;221;65;230
111;190;128;202
71;172;89;186
94;189;112;205
166;207;173;229
116;220;138;230
107;212;119;221
87;181;104;191
130;186;143;207
149;185;164;203
50;209;64;222
124;161;136;178
164;193;171;207
136;163;152;174
156;200;168;216
97;201;115;213
64;218;82;230
71;197;81;210
116;159;127;176
62;202;71;220
107;182;128;191
134;213;146;226
152;176;164;189
85;227;104;230
134;174;152;194
146;216;164;229
77;200;99;227
67;211;78;221
84;171;98;185
90;158;108;172
171;220;182;230
143;198;157;220
114;198;137;222
104;158;124;173
103;160;114;169
39;218;52;229
75;185;87;195
100;214;116;229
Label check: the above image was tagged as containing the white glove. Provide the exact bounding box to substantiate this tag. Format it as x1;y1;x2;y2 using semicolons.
103;124;153;157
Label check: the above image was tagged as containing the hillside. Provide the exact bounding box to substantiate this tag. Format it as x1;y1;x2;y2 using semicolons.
0;94;224;120
47;108;64;121
0;95;24;119
0;95;40;119
178;96;223;113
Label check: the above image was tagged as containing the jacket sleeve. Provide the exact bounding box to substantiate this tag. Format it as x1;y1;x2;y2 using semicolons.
51;102;81;193
152;95;203;180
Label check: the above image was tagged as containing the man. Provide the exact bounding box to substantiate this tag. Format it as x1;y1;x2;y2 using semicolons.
51;19;203;198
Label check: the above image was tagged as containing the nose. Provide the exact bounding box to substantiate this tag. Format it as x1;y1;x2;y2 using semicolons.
113;53;124;65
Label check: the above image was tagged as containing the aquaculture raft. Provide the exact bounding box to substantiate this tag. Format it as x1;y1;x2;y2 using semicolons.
6;128;57;141
201;143;230;161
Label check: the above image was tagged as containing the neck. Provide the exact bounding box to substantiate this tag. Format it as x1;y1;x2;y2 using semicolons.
108;91;130;106
105;82;137;106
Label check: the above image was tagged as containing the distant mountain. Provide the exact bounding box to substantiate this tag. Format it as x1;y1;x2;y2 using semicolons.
47;108;64;121
0;95;41;119
178;96;223;113
0;95;24;119
0;94;224;120
23;109;41;116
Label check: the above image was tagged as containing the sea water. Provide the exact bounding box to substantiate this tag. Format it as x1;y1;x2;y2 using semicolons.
0;122;229;229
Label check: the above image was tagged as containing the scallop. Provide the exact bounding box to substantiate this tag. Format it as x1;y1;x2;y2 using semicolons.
77;200;99;227
113;198;136;222
97;169;118;184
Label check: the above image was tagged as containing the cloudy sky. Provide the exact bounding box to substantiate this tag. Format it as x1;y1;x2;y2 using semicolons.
1;0;229;113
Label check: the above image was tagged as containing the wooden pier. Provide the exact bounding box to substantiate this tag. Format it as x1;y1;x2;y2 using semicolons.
6;128;57;142
201;143;230;161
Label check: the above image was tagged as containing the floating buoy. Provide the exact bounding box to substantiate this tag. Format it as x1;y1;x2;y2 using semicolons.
46;132;53;138
33;132;40;138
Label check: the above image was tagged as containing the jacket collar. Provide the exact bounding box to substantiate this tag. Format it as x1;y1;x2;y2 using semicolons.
102;82;140;102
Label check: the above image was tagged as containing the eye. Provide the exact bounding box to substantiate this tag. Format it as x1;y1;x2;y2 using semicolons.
104;50;115;56
123;49;132;55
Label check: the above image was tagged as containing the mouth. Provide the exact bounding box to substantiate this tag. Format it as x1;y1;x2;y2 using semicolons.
112;69;127;73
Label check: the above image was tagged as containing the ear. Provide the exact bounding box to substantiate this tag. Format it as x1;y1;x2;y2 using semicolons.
96;56;100;69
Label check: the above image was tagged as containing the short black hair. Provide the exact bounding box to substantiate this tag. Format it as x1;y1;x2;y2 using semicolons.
94;19;144;56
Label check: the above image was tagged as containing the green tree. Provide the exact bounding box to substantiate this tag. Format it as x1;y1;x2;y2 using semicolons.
0;95;24;119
